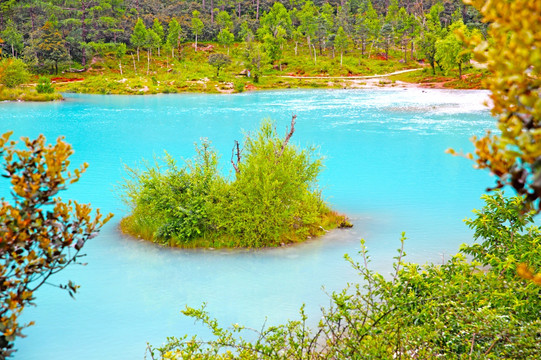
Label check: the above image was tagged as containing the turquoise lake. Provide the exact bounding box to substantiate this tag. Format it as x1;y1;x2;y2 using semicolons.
1;89;495;359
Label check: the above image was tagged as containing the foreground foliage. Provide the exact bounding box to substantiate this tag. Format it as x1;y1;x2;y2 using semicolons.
120;118;349;248
0;133;112;358
462;0;541;212
148;192;541;359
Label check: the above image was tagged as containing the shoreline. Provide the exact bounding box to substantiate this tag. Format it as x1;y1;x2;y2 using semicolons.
0;69;486;102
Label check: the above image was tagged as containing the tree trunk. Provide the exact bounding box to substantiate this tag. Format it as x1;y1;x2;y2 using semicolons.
137;47;140;61
119;60;123;75
81;3;88;67
132;53;136;73
256;0;260;20
30;8;35;32
410;41;414;61
55;61;58;75
458;63;462;79
147;49;150;75
340;51;343;66
195;34;198;51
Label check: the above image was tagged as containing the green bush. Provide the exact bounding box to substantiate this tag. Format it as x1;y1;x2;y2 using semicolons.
0;58;29;88
121;141;219;243
120;119;345;247
148;193;541;359
36;76;54;94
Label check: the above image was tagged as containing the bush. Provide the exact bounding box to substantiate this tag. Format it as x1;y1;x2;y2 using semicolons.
0;58;29;88
208;120;326;247
121;141;220;243
148;193;541;359
36;76;54;94
120;118;347;248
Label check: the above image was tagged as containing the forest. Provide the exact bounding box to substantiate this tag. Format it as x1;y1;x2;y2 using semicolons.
0;0;488;98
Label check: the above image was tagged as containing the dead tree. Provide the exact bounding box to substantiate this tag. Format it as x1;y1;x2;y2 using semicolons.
277;114;297;158
231;140;241;174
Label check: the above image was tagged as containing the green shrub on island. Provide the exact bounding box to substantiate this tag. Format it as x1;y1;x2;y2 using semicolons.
149;192;541;359
120;118;350;248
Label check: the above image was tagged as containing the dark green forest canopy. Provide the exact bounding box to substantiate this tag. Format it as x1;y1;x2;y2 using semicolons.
0;0;484;65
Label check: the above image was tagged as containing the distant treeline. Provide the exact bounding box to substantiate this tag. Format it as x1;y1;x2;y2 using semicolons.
0;0;486;73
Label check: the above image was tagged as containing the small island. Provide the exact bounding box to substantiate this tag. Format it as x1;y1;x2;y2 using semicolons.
119;116;351;248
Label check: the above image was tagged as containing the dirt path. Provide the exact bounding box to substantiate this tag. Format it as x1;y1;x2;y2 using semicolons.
274;68;423;80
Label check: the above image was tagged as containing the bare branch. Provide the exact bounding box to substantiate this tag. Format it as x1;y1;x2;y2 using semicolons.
277;114;297;159
231;140;241;174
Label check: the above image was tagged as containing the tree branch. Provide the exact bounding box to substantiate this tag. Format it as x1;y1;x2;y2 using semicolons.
277;114;296;158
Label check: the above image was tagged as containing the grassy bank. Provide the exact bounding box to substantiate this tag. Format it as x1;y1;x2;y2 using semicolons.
2;42;486;100
120;210;352;249
0;86;63;101
49;41;485;96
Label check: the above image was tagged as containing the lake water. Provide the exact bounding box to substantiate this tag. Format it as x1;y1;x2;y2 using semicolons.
1;89;494;359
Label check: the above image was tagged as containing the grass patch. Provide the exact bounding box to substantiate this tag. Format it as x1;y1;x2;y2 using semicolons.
0;86;63;101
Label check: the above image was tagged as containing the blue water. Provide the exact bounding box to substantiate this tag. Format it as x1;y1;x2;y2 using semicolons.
1;89;495;359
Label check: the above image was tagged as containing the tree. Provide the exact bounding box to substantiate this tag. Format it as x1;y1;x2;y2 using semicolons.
239;21;254;43
262;26;286;69
435;20;472;78
115;43;126;76
334;26;349;66
417;3;444;74
37;21;70;75
151;18;164;56
0;20;23;58
0;58;29;88
166;18;183;58
208;52;230;77
355;0;380;58
191;10;204;51
0;132;112;357
297;0;317;54
130;18;147;61
217;28;234;55
258;2;292;39
215;10;233;32
145;29;160;75
313;3;334;56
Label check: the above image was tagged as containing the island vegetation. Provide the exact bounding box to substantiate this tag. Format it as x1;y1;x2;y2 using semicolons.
120;116;351;248
0;0;488;100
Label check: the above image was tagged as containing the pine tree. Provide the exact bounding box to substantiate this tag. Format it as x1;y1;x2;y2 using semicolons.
37;21;70;74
